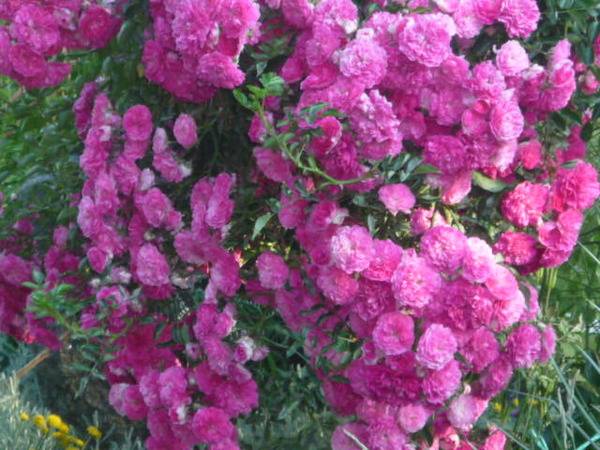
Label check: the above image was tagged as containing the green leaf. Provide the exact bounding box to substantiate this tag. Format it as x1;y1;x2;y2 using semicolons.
300;102;328;124
262;135;280;149
330;375;350;384
252;212;274;240
256;61;267;76
260;73;285;97
559;108;582;125
473;171;509;193
367;214;377;234
581;122;594;142
32;269;45;285
248;85;267;99
412;163;440;175
352;194;367;207
233;89;254;110
55;283;73;296
558;0;574;8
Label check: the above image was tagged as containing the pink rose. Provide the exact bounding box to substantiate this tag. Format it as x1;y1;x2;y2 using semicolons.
372;312;414;356
256;251;289;290
496;40;529;76
123;105;153;142
416;324;457;370
330;225;374;274
135;243;170;287
378;183;415;215
173;113;198;149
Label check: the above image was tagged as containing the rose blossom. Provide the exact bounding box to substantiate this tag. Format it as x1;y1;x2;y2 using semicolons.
447;394;488;430
372;312;414;356
416;324;457;370
501;182;549;228
378;183;416;215
330;225;374;274
397;403;430;433
123;105;153;141
496;40;529;76
135;243;170;287
173;113;198;149
256;251;289;290
392;252;442;309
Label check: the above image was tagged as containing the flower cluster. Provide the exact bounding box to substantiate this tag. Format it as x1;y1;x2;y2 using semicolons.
252;198;556;447
240;1;599;447
1;0;599;449
142;0;260;102
249;0;590;207
497;125;600;271
0;250;34;342
0;220;81;350
20;411;100;449
74;86;264;449
0;1;121;89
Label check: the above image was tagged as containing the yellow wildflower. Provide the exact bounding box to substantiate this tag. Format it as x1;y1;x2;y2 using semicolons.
86;425;102;439
70;437;85;446
512;398;520;407
52;431;71;446
65;447;80;450
493;402;502;413
19;412;30;421
32;414;48;433
48;414;70;433
48;414;64;428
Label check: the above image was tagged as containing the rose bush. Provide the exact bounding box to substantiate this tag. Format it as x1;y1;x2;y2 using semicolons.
0;0;599;449
0;1;121;89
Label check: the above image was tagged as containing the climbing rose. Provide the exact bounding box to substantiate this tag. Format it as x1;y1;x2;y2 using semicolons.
173;114;198;149
549;162;600;212
135;244;170;287
416;324;457;370
506;324;542;368
398;13;456;68
420;226;467;274
123;105;153;142
494;232;539;266
501;182;549;228
392;253;442;309
372;312;414;356
256;251;289;290
397;403;430;433
496;40;530;76
191;407;237;444
330;225;374;274
498;0;540;37
447;394;487;430
378;183;415;215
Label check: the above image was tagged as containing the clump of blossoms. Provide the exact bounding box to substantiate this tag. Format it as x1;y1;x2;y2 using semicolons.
0;1;121;89
497;125;600;271
0;219;82;350
0;0;598;448
247;0;585;205
239;0;599;447
74;87;264;450
142;0;261;102
251;199;556;447
0;250;36;343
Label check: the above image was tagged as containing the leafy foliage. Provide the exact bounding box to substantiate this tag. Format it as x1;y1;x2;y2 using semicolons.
1;0;600;448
